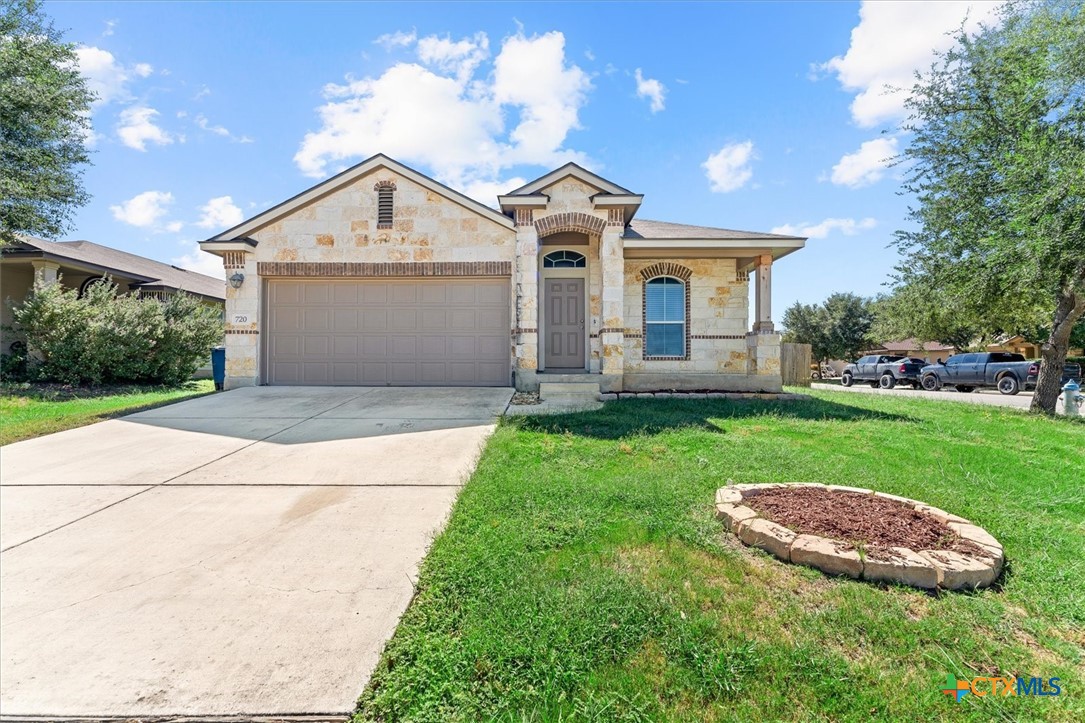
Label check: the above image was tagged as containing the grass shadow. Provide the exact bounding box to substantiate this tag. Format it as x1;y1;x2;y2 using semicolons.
507;396;919;440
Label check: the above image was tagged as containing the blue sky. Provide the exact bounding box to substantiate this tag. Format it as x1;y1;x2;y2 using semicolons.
46;0;1002;321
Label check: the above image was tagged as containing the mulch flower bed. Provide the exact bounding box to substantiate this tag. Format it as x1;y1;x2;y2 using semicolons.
742;486;986;559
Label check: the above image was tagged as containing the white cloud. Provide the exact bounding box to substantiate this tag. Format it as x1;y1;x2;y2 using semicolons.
117;106;173;151
165;221;184;233
110;191;174;228
634;68;666;113
295;30;591;192
820;1;1002;127
771;217;877;239
133;62;154;78
830;136;899;188
375;29;417;50
417;32;489;82
458;177;527;208
193;85;211;101
702;141;756;193
172;243;226;280
196;196;244;229
75;46;130;107
102;19;117;37
194;113;253;143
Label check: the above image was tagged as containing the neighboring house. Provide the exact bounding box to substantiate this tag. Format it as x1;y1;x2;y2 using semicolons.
985;334;1084;360
862;339;959;364
200;155;806;393
1;235;226;355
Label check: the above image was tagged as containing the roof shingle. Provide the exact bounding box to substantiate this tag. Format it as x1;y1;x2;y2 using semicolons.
624;219;805;241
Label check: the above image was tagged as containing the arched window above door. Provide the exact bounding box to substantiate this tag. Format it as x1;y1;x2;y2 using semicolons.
542;250;586;268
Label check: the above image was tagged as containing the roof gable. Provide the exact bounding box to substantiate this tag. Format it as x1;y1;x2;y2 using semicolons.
504;162;633;196
207;154;513;241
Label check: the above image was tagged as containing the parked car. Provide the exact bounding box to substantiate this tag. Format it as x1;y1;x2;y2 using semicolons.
919;352;1034;395
841;355;926;389
1025;360;1083;388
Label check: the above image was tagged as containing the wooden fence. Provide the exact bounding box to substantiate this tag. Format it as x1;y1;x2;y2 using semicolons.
781;342;812;387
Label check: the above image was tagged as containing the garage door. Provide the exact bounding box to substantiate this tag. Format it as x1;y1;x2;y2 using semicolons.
266;278;510;386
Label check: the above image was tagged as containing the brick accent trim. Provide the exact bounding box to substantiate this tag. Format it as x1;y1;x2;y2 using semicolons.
534;211;606;238
225;329;260;335
515;208;533;227
641;274;692;361
373;179;397;191
256;261;512;277
691;334;746;340
599;327;624;335
638;262;693;282
513;327;537;335
607;208;624;226
222;251;246;269
736;270;750;282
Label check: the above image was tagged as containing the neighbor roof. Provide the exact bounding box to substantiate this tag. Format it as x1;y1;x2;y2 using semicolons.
624;219;805;242
5;236;225;300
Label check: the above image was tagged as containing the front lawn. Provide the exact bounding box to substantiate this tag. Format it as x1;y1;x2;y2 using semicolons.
357;389;1083;722
0;380;216;445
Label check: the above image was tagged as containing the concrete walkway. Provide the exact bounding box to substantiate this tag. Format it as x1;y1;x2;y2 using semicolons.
0;386;512;719
810;382;1077;414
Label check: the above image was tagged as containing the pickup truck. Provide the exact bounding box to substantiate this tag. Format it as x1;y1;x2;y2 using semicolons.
840;355;927;389
1026;360;1082;388
919;352;1034;395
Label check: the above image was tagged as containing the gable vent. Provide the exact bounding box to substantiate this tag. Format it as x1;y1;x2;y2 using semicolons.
375;180;396;229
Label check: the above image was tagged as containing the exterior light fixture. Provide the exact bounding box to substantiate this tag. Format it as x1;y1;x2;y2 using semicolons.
228;272;245;289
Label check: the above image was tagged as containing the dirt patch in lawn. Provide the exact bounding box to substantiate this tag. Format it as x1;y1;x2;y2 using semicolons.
743;487;985;558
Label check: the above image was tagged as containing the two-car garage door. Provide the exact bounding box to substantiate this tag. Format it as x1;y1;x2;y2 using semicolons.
266;278;510;386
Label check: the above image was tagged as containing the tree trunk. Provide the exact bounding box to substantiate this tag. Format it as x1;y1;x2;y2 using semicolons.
1031;288;1085;414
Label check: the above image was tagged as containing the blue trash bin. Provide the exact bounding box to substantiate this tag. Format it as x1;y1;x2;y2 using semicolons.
211;346;226;390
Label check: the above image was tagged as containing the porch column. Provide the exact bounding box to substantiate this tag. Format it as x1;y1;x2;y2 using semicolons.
599;225;625;377
752;254;774;333
514;213;539;384
30;260;60;285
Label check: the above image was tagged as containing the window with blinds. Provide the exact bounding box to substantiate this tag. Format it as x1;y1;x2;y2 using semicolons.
645;276;685;357
377;186;394;228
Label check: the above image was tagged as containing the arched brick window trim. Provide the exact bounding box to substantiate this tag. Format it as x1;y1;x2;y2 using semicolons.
640;263;692;361
638;262;693;282
534;211;606;238
373;180;397;191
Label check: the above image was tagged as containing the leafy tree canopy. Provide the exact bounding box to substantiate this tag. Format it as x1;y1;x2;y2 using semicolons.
782;292;875;363
0;0;93;244
892;0;1085;412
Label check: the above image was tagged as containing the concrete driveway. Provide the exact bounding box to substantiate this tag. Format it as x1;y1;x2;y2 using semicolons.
0;386;512;719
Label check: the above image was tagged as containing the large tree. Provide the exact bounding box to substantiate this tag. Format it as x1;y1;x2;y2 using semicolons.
782;292;875;364
0;0;93;245
894;0;1085;413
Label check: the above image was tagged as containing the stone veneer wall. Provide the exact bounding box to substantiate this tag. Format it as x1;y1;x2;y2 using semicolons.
223;168;515;388
621;257;782;392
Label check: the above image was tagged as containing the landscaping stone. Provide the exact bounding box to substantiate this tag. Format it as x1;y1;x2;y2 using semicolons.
918;550;999;590
654;392;673;398
790;534;863;578
873;491;920;506
947;522;1002;553
598;393;618;401
827;485;874;495
736;517;796;561
715;487;743;505
914;504;970;524
636;392;655;398
715;503;757;532
862;547;940;589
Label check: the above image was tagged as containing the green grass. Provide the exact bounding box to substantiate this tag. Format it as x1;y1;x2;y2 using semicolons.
356;389;1084;722
0;380;216;445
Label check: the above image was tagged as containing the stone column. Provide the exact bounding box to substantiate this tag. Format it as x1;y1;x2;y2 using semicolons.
599;226;625;379
223;250;259;389
513;215;539;389
752;254;774;333
30;260;60;286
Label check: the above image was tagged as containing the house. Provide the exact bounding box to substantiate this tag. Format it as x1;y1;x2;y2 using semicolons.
985;334;1084;360
861;339;959;364
200;155;805;393
1;235;226;354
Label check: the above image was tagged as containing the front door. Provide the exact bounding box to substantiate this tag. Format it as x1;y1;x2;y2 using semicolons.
543;278;585;369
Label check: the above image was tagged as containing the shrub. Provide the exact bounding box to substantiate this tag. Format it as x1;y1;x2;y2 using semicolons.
9;276;223;385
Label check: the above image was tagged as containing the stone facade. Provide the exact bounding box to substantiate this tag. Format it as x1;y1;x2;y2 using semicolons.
222;168;515;387
207;157;790;392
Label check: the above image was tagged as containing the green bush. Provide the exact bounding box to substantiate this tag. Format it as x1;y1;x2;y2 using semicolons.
8;276;223;385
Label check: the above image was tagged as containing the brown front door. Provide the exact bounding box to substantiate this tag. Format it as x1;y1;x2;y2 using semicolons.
543;278;585;369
